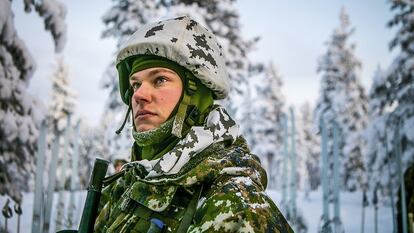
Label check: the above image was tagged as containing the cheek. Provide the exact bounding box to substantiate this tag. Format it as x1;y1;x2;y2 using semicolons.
161;89;181;111
131;101;139;115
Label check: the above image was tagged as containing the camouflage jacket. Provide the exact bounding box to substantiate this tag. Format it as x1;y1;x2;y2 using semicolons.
95;107;292;233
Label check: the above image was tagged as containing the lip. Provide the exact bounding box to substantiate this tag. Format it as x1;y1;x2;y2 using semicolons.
135;109;156;119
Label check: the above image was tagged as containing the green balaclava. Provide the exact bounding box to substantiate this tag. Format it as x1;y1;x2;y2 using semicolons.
118;55;214;161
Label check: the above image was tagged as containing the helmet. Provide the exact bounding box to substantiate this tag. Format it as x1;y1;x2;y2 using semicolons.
116;16;229;105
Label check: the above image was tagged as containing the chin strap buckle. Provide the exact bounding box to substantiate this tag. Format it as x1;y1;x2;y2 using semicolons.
185;72;197;96
185;106;200;126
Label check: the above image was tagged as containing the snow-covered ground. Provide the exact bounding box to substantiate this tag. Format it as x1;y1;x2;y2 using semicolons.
268;190;393;233
0;190;393;233
0;192;86;233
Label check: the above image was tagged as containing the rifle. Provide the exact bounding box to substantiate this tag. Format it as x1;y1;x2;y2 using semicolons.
57;158;109;233
57;158;199;233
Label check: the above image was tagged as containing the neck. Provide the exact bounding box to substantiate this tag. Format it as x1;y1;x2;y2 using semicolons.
132;118;179;160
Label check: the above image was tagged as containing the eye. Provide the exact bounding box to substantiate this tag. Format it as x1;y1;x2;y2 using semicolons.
131;82;141;91
154;76;167;86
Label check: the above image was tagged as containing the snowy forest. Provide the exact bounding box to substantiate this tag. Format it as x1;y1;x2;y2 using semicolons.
0;0;413;232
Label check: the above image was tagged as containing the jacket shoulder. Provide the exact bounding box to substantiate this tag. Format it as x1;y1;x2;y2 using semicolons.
189;175;293;233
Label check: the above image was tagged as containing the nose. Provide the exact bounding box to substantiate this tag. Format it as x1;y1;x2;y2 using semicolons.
132;83;152;103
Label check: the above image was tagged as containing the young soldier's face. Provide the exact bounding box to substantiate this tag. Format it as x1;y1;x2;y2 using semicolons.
130;67;183;132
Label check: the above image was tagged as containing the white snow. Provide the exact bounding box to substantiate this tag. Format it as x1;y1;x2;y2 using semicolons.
0;191;86;233
33;0;67;52
231;176;253;187
267;189;393;233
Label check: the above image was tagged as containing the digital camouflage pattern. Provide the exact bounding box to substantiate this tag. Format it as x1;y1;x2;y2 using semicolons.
122;106;239;179
117;15;230;105
95;106;293;232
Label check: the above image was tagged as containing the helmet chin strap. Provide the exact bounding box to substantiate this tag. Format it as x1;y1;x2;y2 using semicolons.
115;106;131;135
171;73;197;138
116;88;132;135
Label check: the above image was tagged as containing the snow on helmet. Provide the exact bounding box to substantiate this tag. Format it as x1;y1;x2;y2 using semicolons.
116;16;229;104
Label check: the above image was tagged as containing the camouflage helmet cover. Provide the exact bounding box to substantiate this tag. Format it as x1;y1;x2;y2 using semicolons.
116;16;230;103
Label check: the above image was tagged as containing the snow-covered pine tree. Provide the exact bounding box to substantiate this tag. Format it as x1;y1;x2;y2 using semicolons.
249;62;285;189
0;0;66;203
289;106;307;193
367;0;414;198
48;58;76;135
365;66;394;199
47;57;76;189
47;58;77;231
298;102;321;191
314;8;368;191
77;120;109;188
386;0;414;172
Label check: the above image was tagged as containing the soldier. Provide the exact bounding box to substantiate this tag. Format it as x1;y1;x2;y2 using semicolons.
113;158;127;173
95;16;293;233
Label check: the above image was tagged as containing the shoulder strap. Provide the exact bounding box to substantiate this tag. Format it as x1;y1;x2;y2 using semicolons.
176;185;203;233
102;170;125;187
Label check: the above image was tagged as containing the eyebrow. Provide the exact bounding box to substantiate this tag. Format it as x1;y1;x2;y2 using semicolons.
130;68;176;80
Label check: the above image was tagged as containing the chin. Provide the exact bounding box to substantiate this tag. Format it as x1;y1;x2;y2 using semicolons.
136;125;156;132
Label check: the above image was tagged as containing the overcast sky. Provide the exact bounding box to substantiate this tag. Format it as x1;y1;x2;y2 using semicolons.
12;0;395;127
